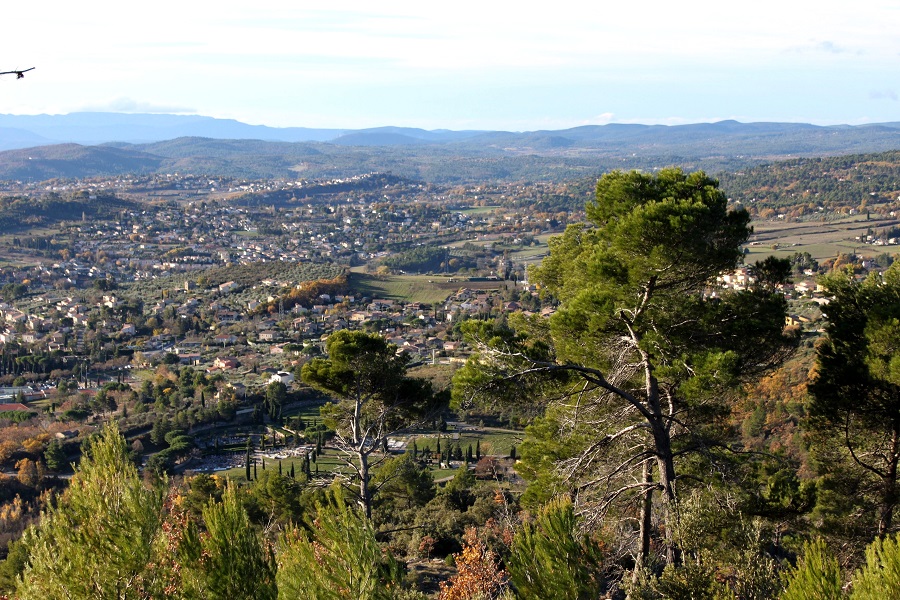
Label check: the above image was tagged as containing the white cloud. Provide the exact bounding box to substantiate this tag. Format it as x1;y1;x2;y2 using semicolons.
80;98;196;114
870;89;899;101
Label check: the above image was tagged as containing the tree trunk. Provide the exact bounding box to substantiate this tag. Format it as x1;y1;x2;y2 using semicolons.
644;366;680;566
633;457;653;582
878;424;900;537
358;450;372;520
651;419;679;567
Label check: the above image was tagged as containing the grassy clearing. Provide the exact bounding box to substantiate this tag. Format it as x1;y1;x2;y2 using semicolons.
215;453;351;483
282;401;328;420
404;427;524;458
455;206;500;215
507;245;548;264
407;363;459;392
348;272;502;304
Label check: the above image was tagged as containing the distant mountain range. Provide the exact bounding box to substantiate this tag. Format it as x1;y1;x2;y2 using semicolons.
1;112;899;183
0;113;492;149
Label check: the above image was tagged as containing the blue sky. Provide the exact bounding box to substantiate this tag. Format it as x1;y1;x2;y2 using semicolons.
1;1;898;130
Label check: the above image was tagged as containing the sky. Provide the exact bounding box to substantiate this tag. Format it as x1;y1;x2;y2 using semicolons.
1;1;899;131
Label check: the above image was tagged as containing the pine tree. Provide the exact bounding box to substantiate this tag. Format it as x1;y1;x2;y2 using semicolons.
15;423;165;599
277;495;403;599
453;168;793;569
507;497;606;600
43;440;66;473
186;485;277;599
780;538;843;600
301;330;439;519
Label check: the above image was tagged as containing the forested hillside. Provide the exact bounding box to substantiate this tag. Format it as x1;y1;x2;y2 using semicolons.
718;151;900;217
0;193;140;233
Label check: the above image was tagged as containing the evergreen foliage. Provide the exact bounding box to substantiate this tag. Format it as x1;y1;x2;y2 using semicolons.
302;330;440;517
454;168;794;569
15;423;165;599
506;497;606;599
808;263;900;536
277;494;405;599
186;485;277;599
852;534;900;599
780;539;844;600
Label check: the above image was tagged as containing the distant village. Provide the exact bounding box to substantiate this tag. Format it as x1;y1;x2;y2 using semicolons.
0;171;857;409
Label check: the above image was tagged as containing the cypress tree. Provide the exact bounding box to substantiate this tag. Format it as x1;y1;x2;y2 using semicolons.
290;463;295;479
476;440;481;461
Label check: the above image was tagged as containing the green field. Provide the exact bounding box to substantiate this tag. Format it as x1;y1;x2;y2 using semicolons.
403;426;524;459
214;451;352;483
455;206;500;215
348;272;503;304
507;244;549;264
746;216;900;262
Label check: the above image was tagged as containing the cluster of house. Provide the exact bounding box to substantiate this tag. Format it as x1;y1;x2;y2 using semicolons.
716;267;825;329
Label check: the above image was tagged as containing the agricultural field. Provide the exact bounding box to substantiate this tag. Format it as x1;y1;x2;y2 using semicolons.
745;214;900;262
454;206;500;215
348;272;503;304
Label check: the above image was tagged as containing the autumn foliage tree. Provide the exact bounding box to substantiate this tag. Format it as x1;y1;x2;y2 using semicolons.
438;527;508;600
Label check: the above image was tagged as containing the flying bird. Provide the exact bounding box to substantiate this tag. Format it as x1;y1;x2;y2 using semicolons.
0;67;35;79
